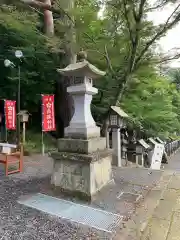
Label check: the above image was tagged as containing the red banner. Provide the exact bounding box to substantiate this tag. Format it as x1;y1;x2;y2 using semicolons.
42;95;56;132
4;100;16;130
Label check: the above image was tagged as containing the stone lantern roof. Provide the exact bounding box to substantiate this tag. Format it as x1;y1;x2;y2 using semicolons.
57;60;106;79
110;106;129;118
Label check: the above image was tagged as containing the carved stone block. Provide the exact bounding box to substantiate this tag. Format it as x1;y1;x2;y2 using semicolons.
51;149;113;199
57;137;106;154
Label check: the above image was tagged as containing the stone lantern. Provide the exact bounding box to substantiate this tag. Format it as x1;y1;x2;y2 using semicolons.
57;57;105;139
51;52;114;200
107;106;129;167
108;106;128;128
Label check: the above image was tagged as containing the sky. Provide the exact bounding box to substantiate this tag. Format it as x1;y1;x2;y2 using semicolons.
98;2;180;67
148;4;180;68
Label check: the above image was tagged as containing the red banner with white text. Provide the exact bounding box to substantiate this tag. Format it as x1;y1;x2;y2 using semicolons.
42;95;56;132
4;100;16;130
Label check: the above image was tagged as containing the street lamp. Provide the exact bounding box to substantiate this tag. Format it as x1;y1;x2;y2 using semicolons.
15;50;23;59
4;50;23;145
15;50;23;146
4;59;15;68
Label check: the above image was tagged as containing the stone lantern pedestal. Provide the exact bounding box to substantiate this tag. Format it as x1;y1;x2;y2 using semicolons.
51;58;113;200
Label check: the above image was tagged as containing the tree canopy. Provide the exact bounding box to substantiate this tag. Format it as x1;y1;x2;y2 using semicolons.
1;0;180;138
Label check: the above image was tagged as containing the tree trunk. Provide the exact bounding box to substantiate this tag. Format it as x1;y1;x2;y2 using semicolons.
54;75;75;138
54;0;76;138
21;0;76;138
44;0;54;36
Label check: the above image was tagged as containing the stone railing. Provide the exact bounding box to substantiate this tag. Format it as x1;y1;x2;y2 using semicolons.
134;138;180;169
165;140;180;156
107;128;180;168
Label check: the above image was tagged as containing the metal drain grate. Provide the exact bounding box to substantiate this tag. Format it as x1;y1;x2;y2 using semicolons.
117;192;142;202
18;193;122;233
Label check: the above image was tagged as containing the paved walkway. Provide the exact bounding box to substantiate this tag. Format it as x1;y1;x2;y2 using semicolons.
140;170;180;240
143;151;180;240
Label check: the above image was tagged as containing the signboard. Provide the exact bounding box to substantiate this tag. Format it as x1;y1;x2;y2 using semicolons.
138;139;150;149
156;137;165;144
4;100;16;130
41;95;56;132
150;143;164;170
148;138;158;145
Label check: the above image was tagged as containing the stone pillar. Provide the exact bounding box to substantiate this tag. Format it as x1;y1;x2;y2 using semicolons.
65;83;100;139
106;129;110;149
112;128;121;167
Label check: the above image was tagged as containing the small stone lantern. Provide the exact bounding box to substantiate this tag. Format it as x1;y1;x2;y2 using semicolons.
18;110;30;123
108;106;129;167
108;106;128;128
17;110;31;143
136;139;150;167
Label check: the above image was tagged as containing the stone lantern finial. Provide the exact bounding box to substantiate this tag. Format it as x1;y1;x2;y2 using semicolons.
77;49;87;62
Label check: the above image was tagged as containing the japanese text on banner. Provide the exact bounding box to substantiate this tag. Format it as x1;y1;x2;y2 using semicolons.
42;95;56;132
4;100;16;130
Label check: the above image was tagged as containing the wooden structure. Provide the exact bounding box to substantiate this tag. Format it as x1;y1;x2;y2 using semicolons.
0;143;23;176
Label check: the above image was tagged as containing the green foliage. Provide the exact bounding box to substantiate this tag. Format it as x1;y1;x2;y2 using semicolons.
121;70;180;136
1;0;180;140
25;131;57;153
0;5;62;116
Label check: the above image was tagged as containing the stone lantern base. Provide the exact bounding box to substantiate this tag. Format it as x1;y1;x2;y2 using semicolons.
51;138;113;200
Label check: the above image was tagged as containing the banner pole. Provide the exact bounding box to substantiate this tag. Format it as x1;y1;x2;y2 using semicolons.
42;131;45;156
41;94;45;156
4;100;8;143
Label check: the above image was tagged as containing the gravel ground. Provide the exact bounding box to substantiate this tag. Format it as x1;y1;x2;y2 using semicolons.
0;177;110;240
0;155;163;239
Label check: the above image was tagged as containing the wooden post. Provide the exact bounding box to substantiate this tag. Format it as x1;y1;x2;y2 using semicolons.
22;122;26;144
41;131;45;156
